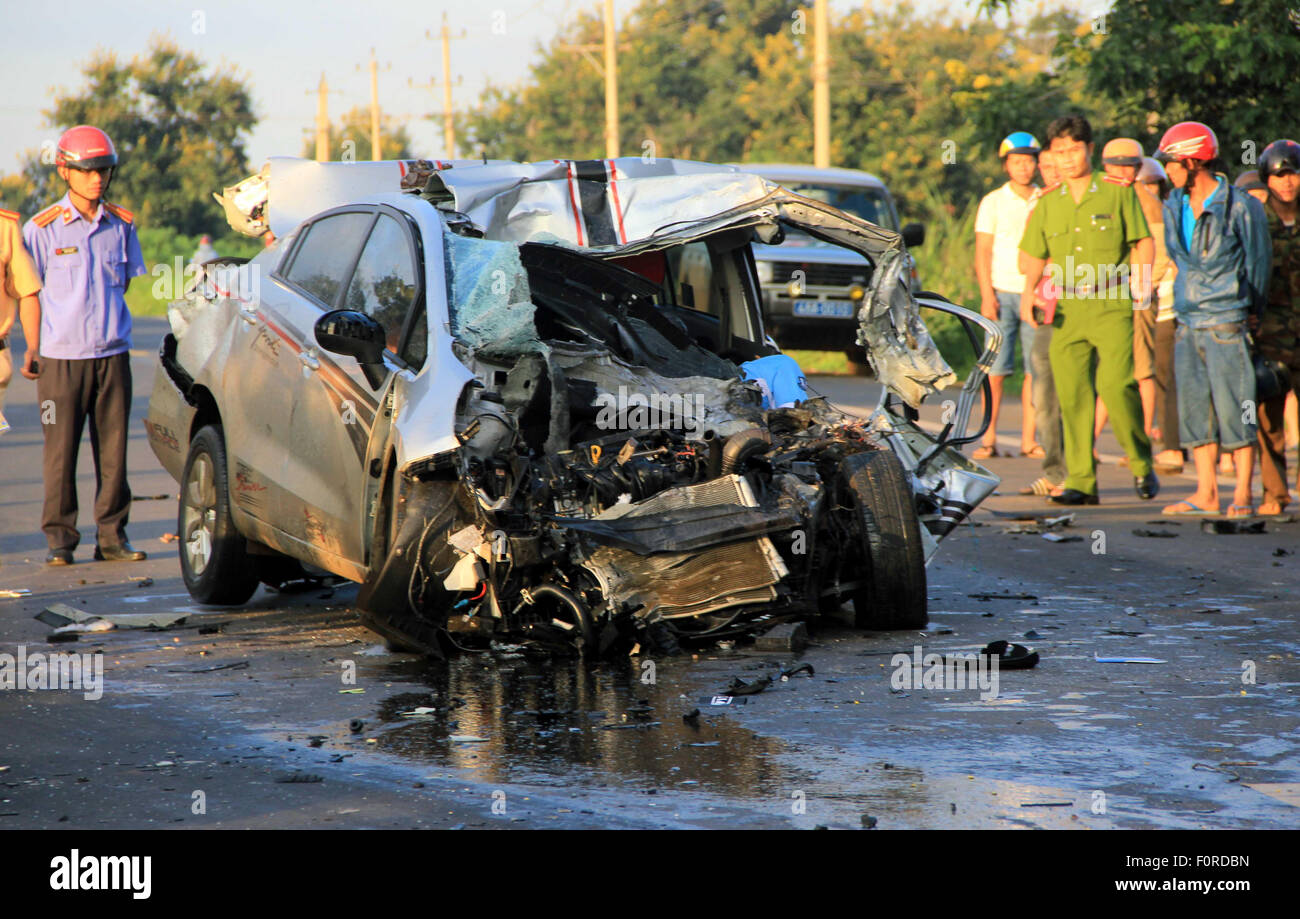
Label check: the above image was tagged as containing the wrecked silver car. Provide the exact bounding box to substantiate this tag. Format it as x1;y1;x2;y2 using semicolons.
145;156;1000;657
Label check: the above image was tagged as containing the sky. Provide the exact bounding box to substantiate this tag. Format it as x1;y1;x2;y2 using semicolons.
0;0;1094;176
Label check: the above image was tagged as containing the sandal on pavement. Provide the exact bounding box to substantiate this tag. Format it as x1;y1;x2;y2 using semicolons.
1153;461;1185;475
1162;500;1218;516
1258;499;1291;516
1018;476;1059;496
1020;444;1046;458
972;443;999;460
1226;504;1255;518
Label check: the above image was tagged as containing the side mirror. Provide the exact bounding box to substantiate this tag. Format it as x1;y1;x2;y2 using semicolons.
315;309;387;388
902;223;925;248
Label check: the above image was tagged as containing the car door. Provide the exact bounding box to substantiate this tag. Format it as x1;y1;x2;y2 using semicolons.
283;207;427;574
218;230;346;531
257;209;377;572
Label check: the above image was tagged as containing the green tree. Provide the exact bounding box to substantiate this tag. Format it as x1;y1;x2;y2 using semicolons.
461;0;1086;223
1057;0;1300;163
0;35;257;234
462;0;803;164
300;106;413;162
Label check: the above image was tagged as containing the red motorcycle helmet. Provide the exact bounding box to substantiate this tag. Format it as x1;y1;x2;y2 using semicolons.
1155;121;1219;164
54;125;119;171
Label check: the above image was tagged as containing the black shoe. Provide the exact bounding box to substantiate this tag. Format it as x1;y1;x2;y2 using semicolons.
1049;489;1099;506
93;542;147;562
1134;472;1159;500
45;549;74;566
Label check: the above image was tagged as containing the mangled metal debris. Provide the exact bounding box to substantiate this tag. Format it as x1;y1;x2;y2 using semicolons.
147;155;1002;658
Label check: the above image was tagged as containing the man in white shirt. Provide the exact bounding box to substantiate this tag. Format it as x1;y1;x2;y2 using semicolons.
973;131;1042;459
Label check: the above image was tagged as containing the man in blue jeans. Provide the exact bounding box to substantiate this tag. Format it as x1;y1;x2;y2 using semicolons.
1156;121;1272;517
973;131;1043;459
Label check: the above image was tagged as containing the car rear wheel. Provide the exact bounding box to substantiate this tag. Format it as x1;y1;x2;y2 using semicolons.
179;425;260;605
838;450;927;629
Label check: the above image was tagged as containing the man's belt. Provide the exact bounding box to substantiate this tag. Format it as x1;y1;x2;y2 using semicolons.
1062;276;1123;298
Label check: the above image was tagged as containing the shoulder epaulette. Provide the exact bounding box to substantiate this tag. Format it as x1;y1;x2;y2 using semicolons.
0;207;19;222
103;201;134;224
32;204;62;228
1102;174;1133;186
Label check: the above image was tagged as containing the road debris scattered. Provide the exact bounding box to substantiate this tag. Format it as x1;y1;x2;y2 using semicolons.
1133;528;1178;538
1201;519;1266;535
37;602;188;631
167;660;249;673
1094;652;1166;664
755;621;809;652
0;589;32;599
969;592;1037;601
721;675;772;697
159;532;179;543
274;772;323;783
981;640;1040;669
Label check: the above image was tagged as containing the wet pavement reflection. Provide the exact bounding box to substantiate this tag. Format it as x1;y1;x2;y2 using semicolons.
364;654;802;800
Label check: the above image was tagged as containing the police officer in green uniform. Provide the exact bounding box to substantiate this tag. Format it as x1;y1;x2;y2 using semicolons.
1019;115;1158;504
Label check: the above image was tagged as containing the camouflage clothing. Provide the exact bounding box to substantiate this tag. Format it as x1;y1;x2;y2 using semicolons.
1257;205;1300;368
1256;203;1300;510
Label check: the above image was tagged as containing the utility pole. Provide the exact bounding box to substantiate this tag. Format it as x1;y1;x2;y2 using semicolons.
561;3;628;160
603;0;619;159
315;73;330;162
440;14;456;158
422;13;465;158
813;0;830;168
369;49;382;160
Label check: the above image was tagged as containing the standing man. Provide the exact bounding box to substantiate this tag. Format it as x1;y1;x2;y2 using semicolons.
0;208;43;435
1018;149;1067;497
1253;139;1300;516
1155;121;1271;517
1136;156;1185;474
1018;115;1157;505
20;125;148;564
1096;138;1159;450
973;131;1042;459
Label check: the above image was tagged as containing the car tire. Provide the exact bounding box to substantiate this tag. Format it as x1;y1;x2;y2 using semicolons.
838;450;927;629
178;424;260;605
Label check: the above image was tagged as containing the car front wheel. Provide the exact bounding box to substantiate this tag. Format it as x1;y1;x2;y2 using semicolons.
179;424;260;605
838;449;927;629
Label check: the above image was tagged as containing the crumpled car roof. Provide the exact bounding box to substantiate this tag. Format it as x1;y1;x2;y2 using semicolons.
423;157;955;406
224;155;954;407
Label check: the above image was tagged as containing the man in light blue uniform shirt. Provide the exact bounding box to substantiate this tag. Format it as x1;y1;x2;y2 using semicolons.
20;125;148;564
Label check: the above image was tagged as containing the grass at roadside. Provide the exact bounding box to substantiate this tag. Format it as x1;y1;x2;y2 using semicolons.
127;227;263;318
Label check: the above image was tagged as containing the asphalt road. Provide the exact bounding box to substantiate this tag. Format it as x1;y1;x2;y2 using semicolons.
2;318;1298;829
